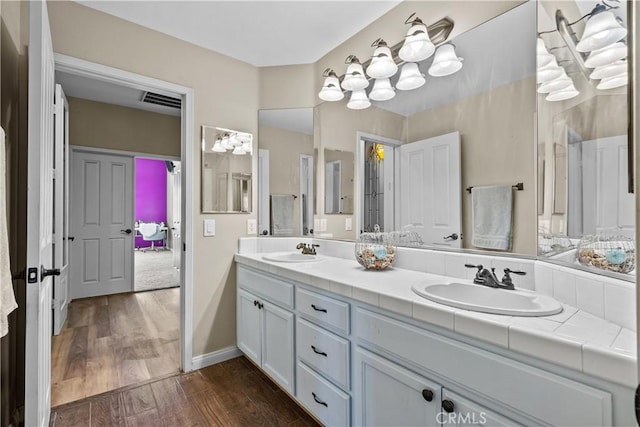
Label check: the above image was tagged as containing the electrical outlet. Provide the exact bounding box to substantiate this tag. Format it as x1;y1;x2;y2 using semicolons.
320;219;327;232
204;219;215;236
247;219;257;235
345;218;352;231
314;219;321;233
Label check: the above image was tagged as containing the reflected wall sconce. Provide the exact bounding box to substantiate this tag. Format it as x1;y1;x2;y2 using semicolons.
211;132;253;155
575;5;627;52
318;14;457;109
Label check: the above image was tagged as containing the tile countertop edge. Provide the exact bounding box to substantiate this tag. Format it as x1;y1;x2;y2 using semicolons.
233;253;637;389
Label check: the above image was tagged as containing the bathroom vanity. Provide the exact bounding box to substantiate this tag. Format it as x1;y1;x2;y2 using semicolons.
235;239;635;426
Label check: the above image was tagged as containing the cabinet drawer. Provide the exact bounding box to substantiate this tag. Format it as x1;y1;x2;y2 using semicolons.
356;308;612;426
297;287;349;334
296;361;350;427
296;318;350;390
237;266;293;309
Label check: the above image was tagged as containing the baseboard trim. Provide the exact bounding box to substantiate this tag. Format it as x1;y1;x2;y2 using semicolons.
191;346;242;370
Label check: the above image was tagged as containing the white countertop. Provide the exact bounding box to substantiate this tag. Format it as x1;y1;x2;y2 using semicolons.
235;252;637;389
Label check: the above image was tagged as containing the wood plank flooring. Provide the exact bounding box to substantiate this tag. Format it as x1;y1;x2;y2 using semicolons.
50;356;321;427
51;288;180;407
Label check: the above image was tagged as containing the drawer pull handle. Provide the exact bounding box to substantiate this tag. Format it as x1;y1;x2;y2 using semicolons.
311;304;327;313
421;389;434;402
442;399;455;413
312;392;328;407
311;345;327;357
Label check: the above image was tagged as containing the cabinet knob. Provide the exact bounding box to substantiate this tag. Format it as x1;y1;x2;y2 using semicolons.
421;389;434;402
442;399;455;413
254;300;258;306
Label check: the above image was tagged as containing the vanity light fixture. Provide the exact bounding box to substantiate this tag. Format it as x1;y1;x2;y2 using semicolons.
575;5;627;52
212;138;227;152
428;44;463;77
232;145;246;155
366;39;398;79
537;57;564;84
596;72;628;89
396;62;426;90
220;134;232;150
341;56;369;91
318;69;345;102
398;14;436;62
369;78;396;101
242;142;253;154
537;37;555;68
347;89;371;110
228;133;242;147
584;42;627;68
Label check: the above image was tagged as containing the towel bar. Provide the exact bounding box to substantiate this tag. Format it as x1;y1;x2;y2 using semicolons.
466;182;523;194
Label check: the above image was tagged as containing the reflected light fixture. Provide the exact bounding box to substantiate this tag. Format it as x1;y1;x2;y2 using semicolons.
341;56;369;91
212;137;227;152
537;37;555;68
584;42;627;68
398;14;436;62
537;57;563;84
597;72;628;89
220;134;232;150
428;44;463;77
369;78;395;101
396;62;425;90
232;145;246;155
537;68;573;93
366;39;398;79
347;89;371;110
318;69;344;102
576;7;627;52
546;83;580;101
590;60;627;80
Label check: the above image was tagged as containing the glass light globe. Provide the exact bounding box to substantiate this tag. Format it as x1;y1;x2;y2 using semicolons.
398;20;435;62
546;84;580;101
396;63;425;90
318;74;344;102
537;37;554;68
366;43;398;79
584;42;627;68
369;78;395;101
590;60;626;80
341;61;369;91
538;69;573;93
428;44;463;77
597;72;628;89
347;89;371;110
576;10;627;52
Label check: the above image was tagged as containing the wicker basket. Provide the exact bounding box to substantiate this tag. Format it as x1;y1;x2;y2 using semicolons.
355;225;397;270
576;234;635;274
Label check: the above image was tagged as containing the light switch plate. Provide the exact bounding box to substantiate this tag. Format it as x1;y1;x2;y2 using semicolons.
247;219;257;235
204;219;215;236
345;218;352;231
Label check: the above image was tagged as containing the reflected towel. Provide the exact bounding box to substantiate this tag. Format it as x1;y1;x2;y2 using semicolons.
472;185;513;251
138;222;160;239
0;126;17;337
271;195;294;237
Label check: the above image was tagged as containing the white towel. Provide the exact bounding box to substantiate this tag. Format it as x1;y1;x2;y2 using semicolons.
471;185;513;251
271;195;294;237
138;222;159;239
0;126;18;337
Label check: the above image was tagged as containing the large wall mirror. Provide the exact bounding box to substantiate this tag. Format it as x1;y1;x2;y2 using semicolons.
201;125;253;213
315;1;538;254
537;1;633;280
258;108;314;236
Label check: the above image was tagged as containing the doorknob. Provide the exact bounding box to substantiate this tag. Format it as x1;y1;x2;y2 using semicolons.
40;265;61;279
120;229;132;235
443;233;458;241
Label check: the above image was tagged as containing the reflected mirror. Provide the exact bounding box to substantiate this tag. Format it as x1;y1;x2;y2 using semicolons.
258;108;314;236
537;1;632;279
201;125;253;213
324;149;354;214
315;1;537;254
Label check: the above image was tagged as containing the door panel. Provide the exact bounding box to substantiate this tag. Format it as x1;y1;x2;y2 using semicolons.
441;389;520;427
237;289;261;365
262;300;295;394
399;132;461;248
53;84;70;335
70;151;133;298
25;1;55;424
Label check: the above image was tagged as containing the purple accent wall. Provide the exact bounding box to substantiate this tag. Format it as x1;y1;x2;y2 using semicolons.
135;158;167;248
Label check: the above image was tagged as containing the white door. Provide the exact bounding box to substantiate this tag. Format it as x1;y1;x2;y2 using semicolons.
399;132;461;248
25;1;56;424
70;150;134;299
300;154;314;235
354;348;442;427
52;84;70;335
172;165;182;280
325;160;341;214
258;149;270;235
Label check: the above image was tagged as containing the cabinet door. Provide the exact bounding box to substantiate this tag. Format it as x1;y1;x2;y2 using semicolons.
237;289;262;366
354;348;441;427
262;300;295;394
441;390;521;427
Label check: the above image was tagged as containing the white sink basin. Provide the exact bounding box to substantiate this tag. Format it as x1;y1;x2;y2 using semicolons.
262;253;321;263
412;282;563;317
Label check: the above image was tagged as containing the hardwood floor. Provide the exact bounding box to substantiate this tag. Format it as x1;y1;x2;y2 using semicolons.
50;356;321;427
51;288;180;407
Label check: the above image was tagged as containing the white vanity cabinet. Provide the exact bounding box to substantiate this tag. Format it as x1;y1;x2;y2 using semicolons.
353;348;520;427
236;268;295;394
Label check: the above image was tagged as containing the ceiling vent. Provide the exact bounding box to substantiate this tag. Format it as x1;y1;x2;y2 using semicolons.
141;91;181;109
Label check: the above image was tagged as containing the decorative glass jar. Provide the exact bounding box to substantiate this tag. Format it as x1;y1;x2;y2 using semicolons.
355;225;397;270
576;234;635;274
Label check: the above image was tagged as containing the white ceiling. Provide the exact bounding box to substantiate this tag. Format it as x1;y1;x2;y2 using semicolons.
259;108;314;135
75;0;401;67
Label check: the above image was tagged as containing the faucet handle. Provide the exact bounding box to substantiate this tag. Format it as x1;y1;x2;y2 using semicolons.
504;268;526;276
501;268;526;286
464;264;483;271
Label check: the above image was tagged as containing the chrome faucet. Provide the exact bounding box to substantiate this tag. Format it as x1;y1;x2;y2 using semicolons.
464;264;526;290
296;243;320;255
